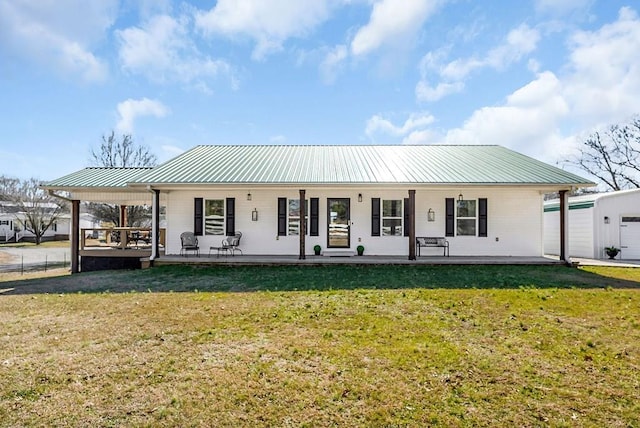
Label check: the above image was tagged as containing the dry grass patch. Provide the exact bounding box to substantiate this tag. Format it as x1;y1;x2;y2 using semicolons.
0;268;70;285
1;283;639;426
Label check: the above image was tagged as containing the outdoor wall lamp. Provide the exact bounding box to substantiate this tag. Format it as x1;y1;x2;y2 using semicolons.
252;208;258;221
604;216;610;224
358;193;363;202
427;208;435;222
247;192;252;201
458;193;464;202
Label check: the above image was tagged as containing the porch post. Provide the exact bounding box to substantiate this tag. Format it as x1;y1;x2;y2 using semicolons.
559;190;569;265
119;205;127;227
71;199;80;274
151;189;160;262
299;189;306;260
408;189;416;260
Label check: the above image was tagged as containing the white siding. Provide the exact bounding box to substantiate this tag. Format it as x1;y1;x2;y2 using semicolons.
544;189;640;259
543;207;595;258
543;210;560;256
593;191;640;260
164;186;545;257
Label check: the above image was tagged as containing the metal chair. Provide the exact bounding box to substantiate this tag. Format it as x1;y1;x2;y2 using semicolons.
180;231;200;257
209;232;243;257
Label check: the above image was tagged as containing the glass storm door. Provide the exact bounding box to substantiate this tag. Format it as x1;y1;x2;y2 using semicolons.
327;198;350;248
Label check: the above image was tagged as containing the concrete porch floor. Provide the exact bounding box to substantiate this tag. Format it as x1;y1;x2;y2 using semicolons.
154;254;566;267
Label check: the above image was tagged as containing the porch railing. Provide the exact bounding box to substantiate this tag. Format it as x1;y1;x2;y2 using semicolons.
80;227;166;250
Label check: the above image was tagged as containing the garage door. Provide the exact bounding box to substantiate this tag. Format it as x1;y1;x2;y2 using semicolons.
620;216;640;259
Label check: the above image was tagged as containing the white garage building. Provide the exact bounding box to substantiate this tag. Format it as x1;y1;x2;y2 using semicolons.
544;189;640;260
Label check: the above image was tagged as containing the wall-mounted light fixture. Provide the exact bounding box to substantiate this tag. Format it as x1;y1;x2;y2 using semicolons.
252;208;258;222
458;193;464;202
247;192;252;201
604;216;610;224
358;193;363;202
427;208;435;222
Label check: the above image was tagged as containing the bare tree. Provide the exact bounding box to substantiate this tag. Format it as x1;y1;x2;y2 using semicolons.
88;132;157;226
0;176;68;245
570;116;640;190
0;175;20;200
90;131;157;167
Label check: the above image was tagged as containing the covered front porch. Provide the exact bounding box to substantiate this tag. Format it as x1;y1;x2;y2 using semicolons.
154;254;564;266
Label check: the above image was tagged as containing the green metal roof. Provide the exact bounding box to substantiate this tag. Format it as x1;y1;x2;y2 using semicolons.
127;145;593;186
42;167;152;188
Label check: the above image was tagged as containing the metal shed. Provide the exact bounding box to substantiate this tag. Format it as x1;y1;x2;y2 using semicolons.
544;189;640;260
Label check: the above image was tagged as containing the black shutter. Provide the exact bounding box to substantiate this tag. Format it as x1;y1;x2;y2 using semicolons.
310;198;319;236
445;198;454;237
277;197;287;236
404;198;410;237
226;198;235;236
479;198;488;237
194;198;203;236
371;198;380;236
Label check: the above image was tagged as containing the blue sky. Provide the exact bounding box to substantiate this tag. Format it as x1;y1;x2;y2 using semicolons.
1;0;639;182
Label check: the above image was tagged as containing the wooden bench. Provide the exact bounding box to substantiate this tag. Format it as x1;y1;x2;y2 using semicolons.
416;237;449;257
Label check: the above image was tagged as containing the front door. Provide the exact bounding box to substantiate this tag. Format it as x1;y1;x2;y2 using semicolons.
327;198;350;248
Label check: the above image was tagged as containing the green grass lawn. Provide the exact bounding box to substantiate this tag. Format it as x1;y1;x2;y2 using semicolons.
0;265;638;426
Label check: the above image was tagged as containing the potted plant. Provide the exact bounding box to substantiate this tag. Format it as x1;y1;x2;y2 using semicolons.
313;244;321;256
605;246;619;259
356;245;365;256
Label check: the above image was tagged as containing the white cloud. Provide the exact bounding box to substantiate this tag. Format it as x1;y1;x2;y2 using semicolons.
444;72;569;159
365;112;435;143
320;44;348;84
269;135;287;143
563;6;640;126
417;23;540;102
0;0;115;82
415;80;464;102
195;0;332;60
351;0;441;57
534;0;593;17
441;7;640;163
116;98;170;134
486;24;541;70
117;14;232;91
161;144;185;158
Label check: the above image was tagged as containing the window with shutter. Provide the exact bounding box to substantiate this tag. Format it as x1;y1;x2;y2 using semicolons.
226;198;235;236
445;198;454;237
194;198;203;236
371;198;380;236
310;198;319;236
277;198;287;236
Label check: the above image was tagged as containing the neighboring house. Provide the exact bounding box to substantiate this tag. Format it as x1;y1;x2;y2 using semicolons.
42;145;593;269
0;201;70;243
544;189;640;260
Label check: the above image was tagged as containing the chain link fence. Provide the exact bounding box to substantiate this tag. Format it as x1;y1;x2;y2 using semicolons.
0;248;71;275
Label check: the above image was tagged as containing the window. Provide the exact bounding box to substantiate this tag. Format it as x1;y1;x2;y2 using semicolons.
204;199;225;235
456;199;476;236
288;199;308;235
382;199;403;236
